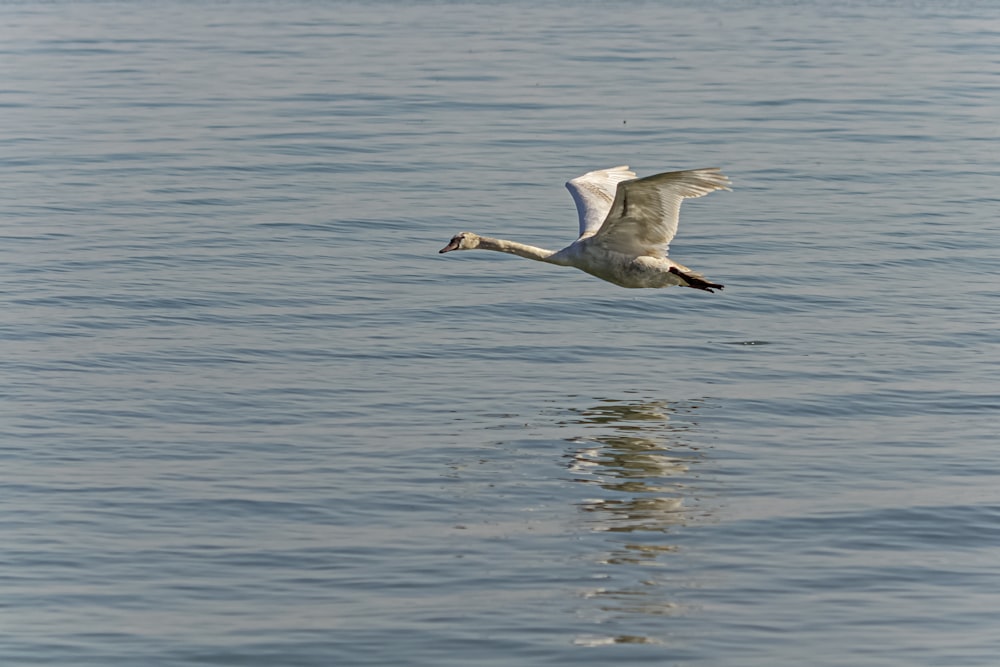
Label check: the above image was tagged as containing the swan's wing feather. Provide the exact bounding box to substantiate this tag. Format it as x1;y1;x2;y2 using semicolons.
592;168;730;257
565;165;636;239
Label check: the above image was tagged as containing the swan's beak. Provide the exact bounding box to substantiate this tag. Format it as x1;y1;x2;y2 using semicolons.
439;239;460;253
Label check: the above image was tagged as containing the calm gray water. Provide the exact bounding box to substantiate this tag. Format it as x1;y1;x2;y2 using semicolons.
3;1;999;665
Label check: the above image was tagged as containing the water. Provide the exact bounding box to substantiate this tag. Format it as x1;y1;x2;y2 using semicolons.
2;1;999;664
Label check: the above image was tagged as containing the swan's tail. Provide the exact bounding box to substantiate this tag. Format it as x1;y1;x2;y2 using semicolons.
668;266;724;293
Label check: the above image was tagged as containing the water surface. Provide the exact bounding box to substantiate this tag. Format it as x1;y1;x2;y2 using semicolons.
2;1;999;665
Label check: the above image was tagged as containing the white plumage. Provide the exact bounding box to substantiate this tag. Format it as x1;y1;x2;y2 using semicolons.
440;166;730;292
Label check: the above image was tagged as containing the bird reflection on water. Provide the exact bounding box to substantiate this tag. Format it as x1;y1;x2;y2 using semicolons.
567;399;708;534
562;398;713;644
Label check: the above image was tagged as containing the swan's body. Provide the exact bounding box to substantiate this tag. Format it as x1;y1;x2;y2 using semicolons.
439;166;730;292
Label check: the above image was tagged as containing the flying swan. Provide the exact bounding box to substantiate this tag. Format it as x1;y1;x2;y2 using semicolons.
439;166;730;292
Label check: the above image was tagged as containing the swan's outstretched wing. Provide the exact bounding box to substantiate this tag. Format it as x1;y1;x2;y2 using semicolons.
591;168;730;257
565;166;637;239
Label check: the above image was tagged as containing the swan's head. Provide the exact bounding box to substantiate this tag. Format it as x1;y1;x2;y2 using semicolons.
439;232;481;253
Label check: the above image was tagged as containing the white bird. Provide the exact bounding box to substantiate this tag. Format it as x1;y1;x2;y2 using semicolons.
439;166;730;292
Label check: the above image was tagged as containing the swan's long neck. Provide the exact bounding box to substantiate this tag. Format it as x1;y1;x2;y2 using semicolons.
477;236;558;263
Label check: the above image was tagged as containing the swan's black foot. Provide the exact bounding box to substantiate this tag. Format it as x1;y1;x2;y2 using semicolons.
669;266;724;293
